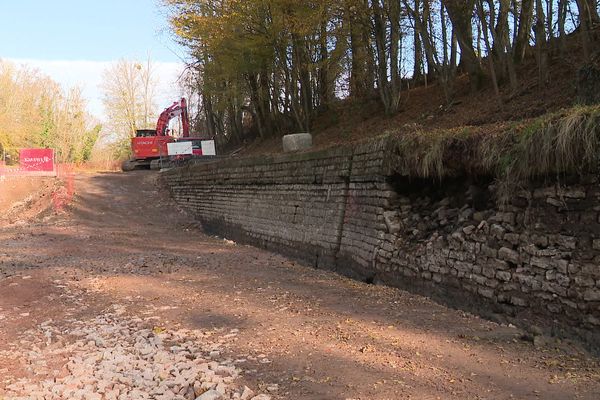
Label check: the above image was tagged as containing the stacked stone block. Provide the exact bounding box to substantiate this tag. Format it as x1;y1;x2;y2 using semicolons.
161;140;600;350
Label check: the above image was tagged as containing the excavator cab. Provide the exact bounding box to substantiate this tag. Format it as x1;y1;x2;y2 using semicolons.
135;129;157;138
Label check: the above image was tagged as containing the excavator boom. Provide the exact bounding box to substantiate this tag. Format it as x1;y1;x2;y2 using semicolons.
155;98;190;137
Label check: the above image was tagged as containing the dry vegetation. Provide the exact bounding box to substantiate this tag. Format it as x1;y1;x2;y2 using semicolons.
386;103;600;180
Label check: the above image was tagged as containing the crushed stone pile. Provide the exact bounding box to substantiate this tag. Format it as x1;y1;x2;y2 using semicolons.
1;305;270;400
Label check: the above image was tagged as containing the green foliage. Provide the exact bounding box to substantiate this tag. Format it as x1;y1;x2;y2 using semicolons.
76;124;102;163
110;137;133;161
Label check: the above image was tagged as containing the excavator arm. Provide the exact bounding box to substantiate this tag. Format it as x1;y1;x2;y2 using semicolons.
155;98;190;137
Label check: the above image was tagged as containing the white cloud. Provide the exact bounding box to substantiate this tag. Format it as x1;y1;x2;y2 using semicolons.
6;58;186;123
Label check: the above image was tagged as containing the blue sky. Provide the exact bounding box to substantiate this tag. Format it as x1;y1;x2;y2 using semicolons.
0;0;183;62
0;0;186;119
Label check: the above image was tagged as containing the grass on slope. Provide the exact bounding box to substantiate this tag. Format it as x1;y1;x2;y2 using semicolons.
387;105;600;196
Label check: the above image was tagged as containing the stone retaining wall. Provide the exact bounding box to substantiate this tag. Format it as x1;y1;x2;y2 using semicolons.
161;141;600;350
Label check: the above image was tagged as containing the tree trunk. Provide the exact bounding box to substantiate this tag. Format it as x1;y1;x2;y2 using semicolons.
203;93;216;139
247;72;273;138
293;36;312;132
477;0;501;103
535;0;549;83
259;69;274;136
490;0;510;81
440;2;457;103
576;0;600;24
546;0;554;39
389;0;401;90
318;19;331;110
372;0;389;110
441;0;449;66
413;0;424;83
450;28;458;72
514;0;534;63
346;0;371;98
558;0;568;55
575;0;600;59
227;101;242;145
423;0;436;78
444;0;484;90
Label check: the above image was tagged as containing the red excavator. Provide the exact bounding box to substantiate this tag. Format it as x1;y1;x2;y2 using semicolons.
121;98;209;171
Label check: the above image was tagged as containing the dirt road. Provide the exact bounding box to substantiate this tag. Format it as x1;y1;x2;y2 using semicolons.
0;172;599;400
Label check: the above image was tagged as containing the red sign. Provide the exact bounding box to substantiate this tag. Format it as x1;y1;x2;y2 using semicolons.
19;148;55;172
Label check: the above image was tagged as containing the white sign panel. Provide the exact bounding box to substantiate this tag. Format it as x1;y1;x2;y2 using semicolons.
167;142;193;156
201;140;216;156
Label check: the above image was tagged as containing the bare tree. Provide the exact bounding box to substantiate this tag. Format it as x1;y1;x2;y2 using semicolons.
101;58;157;141
139;57;157;130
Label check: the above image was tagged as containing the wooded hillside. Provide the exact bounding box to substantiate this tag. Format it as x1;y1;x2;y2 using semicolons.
165;0;599;151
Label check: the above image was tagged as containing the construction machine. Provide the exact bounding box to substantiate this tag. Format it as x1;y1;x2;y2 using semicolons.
121;98;210;171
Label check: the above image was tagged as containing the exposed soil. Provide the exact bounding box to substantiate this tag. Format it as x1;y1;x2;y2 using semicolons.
0;172;599;399
0;177;55;218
